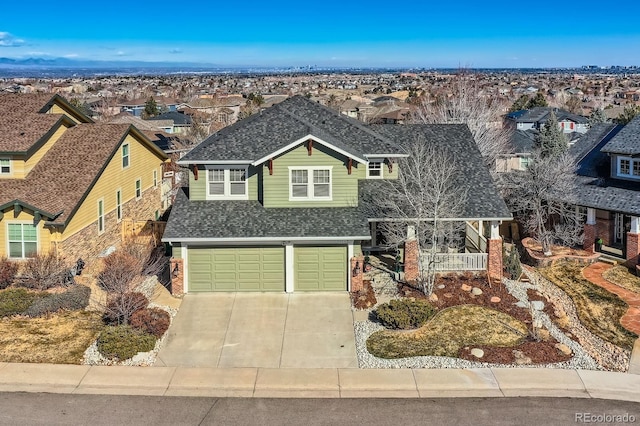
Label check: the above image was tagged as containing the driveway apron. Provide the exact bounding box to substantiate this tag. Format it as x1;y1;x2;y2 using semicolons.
155;293;358;368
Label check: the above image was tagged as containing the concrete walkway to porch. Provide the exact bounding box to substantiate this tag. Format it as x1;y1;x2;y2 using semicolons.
154;293;358;369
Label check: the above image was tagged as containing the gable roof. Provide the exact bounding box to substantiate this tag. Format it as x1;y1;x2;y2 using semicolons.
0;124;167;225
601;115;640;155
0;93;92;153
570;124;620;177
365;124;512;220
179;95;405;165
506;107;588;125
148;111;193;125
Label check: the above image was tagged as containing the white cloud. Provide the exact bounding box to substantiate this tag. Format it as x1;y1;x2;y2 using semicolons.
0;31;25;47
64;53;79;58
116;51;126;56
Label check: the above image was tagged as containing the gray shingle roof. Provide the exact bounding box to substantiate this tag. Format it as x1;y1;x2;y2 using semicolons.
364;124;512;220
570;176;640;216
180;95;404;163
601;115;640;155
570;124;621;177
163;188;372;242
507;107;588;125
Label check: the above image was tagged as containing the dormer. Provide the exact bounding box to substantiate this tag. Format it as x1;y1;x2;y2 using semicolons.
600;115;640;181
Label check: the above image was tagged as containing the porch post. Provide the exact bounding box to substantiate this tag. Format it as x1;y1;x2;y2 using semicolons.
487;221;503;282
404;225;419;284
627;216;640;267
478;220;483;249
583;207;597;253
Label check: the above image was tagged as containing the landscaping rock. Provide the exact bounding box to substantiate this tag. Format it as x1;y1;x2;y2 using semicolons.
515;301;528;308
461;284;472;292
471;287;483;296
555;343;572;356
530;301;545;311
443;292;453;298
490;296;501;303
470;348;484;358
428;293;438;302
513;350;532;365
437;284;445;289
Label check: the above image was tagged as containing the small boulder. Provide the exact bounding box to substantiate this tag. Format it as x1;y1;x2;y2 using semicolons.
555;343;572;356
428;293;439;302
443;292;453;298
530;301;545;311
515;301;528;308
470;348;484;358
512;350;532;365
437;284;445;289
461;284;472;292
471;287;483;296
490;296;501;303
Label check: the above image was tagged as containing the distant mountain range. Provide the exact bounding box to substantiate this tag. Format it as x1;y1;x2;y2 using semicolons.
0;57;218;68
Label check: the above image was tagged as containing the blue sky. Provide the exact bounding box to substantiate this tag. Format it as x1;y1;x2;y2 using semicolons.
1;0;639;67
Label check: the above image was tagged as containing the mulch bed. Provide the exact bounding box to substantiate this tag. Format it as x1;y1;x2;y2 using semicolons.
350;280;377;310
397;273;574;365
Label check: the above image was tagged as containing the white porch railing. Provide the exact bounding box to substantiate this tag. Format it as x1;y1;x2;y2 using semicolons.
420;252;488;272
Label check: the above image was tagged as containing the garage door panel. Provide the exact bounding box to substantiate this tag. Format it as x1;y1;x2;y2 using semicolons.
188;247;284;292
294;246;347;291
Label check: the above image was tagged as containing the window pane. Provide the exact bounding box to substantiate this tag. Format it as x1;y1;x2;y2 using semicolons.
621;159;630;174
229;169;246;182
314;184;330;197
368;162;382;176
9;242;22;258
633;161;640;176
209;182;224;195
292;184;308;197
23;225;37;241
0;159;9;173
8;224;22;240
313;170;330;183
24;242;37;258
230;182;245;195
291;170;307;184
209;169;224;182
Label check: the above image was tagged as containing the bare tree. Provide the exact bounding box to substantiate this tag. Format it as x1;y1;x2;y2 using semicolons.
362;137;467;295
412;72;511;172
500;152;583;255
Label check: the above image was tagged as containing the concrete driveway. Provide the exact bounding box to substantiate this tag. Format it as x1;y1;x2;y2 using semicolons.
155;293;358;368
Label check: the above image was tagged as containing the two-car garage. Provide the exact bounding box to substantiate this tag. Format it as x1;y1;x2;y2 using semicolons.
186;245;348;292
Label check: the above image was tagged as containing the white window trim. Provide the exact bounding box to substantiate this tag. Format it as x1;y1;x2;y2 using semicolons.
366;159;384;179
0;158;11;175
116;189;122;223
205;166;249;200
97;198;105;234
288;166;333;201
6;221;39;259
135;178;142;200
617;156;640;179
122;143;130;169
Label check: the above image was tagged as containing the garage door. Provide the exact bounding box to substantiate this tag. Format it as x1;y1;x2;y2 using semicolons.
188;247;284;292
294;246;347;291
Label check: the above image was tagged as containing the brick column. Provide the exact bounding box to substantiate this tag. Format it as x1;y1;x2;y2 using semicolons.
170;257;184;296
404;238;419;284
350;256;364;292
487;238;503;281
627;233;639;267
583;224;596;253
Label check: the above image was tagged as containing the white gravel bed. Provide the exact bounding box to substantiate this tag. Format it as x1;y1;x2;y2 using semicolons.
82;303;178;367
354;273;619;370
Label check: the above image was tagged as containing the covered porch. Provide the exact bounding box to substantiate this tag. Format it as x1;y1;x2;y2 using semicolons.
583;207;640;266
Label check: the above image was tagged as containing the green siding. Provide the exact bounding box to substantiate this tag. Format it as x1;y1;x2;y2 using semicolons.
172;243;182;258
294;246;347;291
188;165;258;201
263;144;362;208
188;247;284;292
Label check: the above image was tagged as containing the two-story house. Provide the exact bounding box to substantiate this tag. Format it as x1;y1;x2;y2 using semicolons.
505;107;589;135
570;118;640;265
163;96;511;295
0;93;168;264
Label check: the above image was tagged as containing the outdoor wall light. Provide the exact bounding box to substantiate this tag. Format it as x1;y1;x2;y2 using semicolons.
352;261;361;277
172;263;180;278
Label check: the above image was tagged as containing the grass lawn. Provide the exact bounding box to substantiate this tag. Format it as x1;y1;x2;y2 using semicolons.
0;311;105;364
539;262;637;350
366;304;528;359
603;266;640;294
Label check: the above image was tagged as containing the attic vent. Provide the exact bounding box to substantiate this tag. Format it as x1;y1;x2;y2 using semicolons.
20;132;25;136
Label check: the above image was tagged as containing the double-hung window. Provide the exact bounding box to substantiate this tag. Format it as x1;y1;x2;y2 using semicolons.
289;167;332;200
97;199;105;234
206;167;248;199
618;156;639;179
367;160;383;178
0;159;10;175
7;223;37;258
122;144;130;168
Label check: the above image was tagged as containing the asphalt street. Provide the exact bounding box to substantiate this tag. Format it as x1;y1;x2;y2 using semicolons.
0;394;638;426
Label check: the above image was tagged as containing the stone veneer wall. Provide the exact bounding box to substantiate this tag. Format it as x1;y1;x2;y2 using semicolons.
627;232;639;267
350;255;364;292
583;223;596;253
170;258;184;296
487;238;503;282
403;238;419;283
57;186;162;271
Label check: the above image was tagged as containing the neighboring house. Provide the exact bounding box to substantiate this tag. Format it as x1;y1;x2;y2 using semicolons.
568;118;640;265
496;130;536;172
119;98;178;117
505;107;589;135
0;93;169;263
162;96;511;295
147;111;193;134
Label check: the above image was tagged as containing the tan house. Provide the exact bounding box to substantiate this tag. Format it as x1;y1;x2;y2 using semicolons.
0;93;168;264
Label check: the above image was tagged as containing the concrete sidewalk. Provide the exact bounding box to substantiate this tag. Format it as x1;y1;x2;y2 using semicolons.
0;363;639;402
